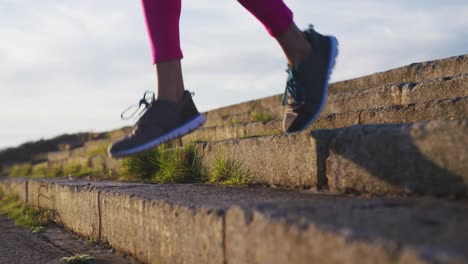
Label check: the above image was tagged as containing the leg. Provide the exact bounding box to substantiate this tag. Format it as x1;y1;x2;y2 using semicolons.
109;0;205;157
238;0;311;66
238;0;339;132
141;0;184;102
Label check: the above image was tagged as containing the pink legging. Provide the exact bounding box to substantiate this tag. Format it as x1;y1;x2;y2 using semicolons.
141;0;293;64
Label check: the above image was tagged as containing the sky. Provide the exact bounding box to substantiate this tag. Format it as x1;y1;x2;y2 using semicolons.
0;0;467;150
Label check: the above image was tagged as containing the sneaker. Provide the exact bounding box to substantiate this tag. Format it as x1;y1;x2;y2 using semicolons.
108;91;205;158
282;25;338;133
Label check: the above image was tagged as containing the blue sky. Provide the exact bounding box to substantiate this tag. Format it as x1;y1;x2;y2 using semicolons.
0;0;467;149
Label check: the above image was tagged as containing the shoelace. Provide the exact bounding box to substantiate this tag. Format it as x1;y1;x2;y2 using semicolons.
121;91;155;120
282;68;305;106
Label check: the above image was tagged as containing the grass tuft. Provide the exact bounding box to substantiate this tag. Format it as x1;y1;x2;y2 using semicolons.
60;254;96;264
0;192;49;233
228;118;243;126
48;163;64;177
62;160;94;178
250;111;273;123
120;143;204;183
207;157;251;185
8;163;32;177
31;163;49;178
153;144;204;183
240;134;264;139
85;141;110;157
63;161;82;176
120;147;162;181
221;113;230;120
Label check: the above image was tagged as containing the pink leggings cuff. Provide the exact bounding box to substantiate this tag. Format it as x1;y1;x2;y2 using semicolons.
142;0;294;63
238;0;293;38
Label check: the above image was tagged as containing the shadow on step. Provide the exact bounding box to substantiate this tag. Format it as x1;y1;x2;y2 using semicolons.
315;123;467;197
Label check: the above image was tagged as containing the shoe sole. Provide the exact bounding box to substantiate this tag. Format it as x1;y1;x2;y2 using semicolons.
288;36;339;133
109;114;206;158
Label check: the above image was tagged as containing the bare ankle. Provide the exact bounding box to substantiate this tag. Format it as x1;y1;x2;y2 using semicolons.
155;59;185;103
157;90;184;103
277;23;312;66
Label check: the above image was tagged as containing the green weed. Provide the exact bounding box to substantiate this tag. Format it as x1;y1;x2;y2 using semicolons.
153;145;204;183
207;157;251;185
63;161;82;176
87;156;110;179
120;147;162;181
228;118;243;126
120;144;204;183
240;134;264;139
60;254;96;264
221;113;230;120
8;163;32;177
85;237;97;245
250;111;273;123
62;161;93;178
85;141;110;157
0;192;48;233
48;164;65;178
31;163;49;178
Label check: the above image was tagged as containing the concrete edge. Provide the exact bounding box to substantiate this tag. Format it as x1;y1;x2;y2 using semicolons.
1;179;467;264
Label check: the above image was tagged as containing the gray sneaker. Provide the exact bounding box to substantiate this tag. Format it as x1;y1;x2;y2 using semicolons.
282;25;338;133
108;91;205;158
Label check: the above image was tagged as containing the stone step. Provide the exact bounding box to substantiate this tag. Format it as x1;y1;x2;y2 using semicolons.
1;179;467;264
45;98;466;188
182;96;468;144
324;74;467;115
331;54;468;93
204;74;467;127
195;120;468;197
203;55;467;127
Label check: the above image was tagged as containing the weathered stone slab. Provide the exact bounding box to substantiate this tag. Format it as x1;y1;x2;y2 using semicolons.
25;180;100;238
2;180;468;263
53;183;100;238
402;74;468;104
360;97;468;124
183;122;249;143
331;54;468;93
182;120;283;145
196;132;318;188
327;120;468;196
311;111;360;130
27;179;55;209
324;74;467;115
324;83;402;115
182;96;466;145
204;94;281;124
202;55;467;127
202;74;467;128
100;187;224;264
226;191;468;264
203;106;282;128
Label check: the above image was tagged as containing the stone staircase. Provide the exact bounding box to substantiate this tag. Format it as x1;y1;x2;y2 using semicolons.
1;54;468;264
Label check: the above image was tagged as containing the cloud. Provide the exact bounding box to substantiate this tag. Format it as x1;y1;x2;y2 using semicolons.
0;0;467;149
